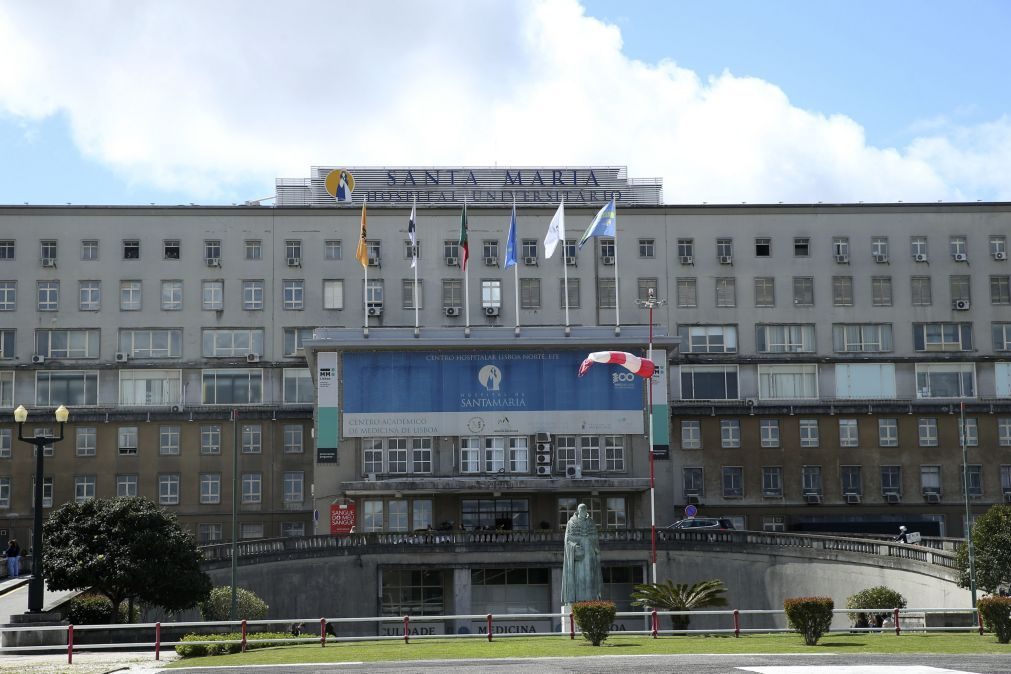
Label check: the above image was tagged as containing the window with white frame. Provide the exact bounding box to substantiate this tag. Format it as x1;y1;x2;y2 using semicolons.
754;277;775;307
80;239;97;260
677;325;738;353
201;369;263;404
991;236;1008;257
911;276;932;305
762;466;783;496
760;419;780;447
161;280;182;310
414;438;434;473
201;280;223;310
200;473;221;504
681;420;701;449
119;280;142;310
832;276;853;305
159;474;180;505
872;237;889;259
75;426;96;457
841;465;862;495
484;436;505;472
240;523;264;540
285;240;302;261
832;237;850;258
871;276;892;306
162;239;179;260
79;281;101;311
950;236;968;258
0;281;15;311
0;240;12;260
200;425;221;454
802;465;823;494
36;371;98;406
677;238;694;260
401;279;423;310
961;464;983;497
553;435;577;470
366;278;384;305
0;372;12;408
676;278;697;307
362;500;383;531
832;324;893;352
159;425;180;455
323;280;344;309
119;329;182;358
959;417;979;447
715;278;736;307
834;363;897;399
763;516;786;532
921;465;941;494
74;475;96;502
460;436;481;473
998;363;1011;397
604;436;624;471
680;365;738;400
999;418;1011;446
363;438;436;474
281;522;306;538
580;436;600;472
283;327;313;357
994;324;1011;352
756;324;815;353
881;465;902;494
0;477;10;508
283;279;304;310
283;368;312;403
241;424;262;454
242;280;264;310
283;424;304;453
878;418;899;447
1002;465;1011;494
520;278;541;309
716;238;733;259
722;466;743;498
387;438;408;473
597;278;616;309
683;466;704;496
36;329;100;358
481;279;502;309
201;329;264;358
951;275;971;304
37;280;59;311
639;239;655;258
913;322;973;351
325;240;342;260
911;236;928;258
918;418;939;447
992;276;1011;305
116;474;137;497
244;240;261;260
915;363;976;398
203;240;221;262
720;419;741;448
241;472;261;504
799;419;819;447
839;419;859;447
758;364;818;400
792;277;814;306
755;238;771;257
119;369;182;405
283;471;304;504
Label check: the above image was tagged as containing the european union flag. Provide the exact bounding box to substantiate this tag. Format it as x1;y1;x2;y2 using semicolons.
577;198;616;250
504;204;518;269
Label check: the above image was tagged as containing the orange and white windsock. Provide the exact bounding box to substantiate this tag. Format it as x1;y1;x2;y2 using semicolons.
578;351;655;379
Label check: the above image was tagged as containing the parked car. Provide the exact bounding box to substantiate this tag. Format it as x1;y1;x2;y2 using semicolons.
666;517;735;531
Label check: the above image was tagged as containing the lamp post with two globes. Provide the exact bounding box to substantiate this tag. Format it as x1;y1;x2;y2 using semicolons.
13;404;69;614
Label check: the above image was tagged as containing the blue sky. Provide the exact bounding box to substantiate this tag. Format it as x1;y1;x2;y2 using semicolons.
1;0;1010;205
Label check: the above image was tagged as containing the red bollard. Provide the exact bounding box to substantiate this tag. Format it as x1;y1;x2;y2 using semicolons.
321;618;327;647
651;609;658;638
893;608;901;636
241;619;248;652
67;624;73;664
487;614;493;642
569;612;575;640
155;622;161;660
403;615;410;644
733;609;740;638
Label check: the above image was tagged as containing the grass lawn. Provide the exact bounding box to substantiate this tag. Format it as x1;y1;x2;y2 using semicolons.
167;632;1009;667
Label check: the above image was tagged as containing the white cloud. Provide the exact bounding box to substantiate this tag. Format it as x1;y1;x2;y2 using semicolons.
0;0;1007;203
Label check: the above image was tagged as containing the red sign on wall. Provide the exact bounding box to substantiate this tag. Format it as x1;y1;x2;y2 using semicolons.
330;502;356;535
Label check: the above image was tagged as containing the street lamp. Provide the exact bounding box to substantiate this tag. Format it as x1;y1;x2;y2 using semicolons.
636;288;666;586
13;404;69;614
959;402;978;607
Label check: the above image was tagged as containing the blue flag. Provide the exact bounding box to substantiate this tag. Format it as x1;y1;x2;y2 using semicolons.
577;198;616;250
504;203;518;269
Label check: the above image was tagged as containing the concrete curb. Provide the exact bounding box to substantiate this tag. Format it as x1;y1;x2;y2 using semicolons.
0;579;29;598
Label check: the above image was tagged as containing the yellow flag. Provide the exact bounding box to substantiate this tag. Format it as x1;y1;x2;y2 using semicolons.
355;202;369;268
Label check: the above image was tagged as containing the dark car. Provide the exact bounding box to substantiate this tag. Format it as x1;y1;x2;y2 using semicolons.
666;517;735;531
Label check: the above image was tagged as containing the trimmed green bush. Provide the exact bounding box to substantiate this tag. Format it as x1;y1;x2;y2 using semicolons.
784;596;834;645
198;586;268;621
175;631;298;657
977;596;1011;644
571;600;616;646
846;586;907;628
66;593;129;625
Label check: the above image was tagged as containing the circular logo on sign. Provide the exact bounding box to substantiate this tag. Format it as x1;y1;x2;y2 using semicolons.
467;417;485;433
324;169;355;203
478;365;502;391
684;504;698;518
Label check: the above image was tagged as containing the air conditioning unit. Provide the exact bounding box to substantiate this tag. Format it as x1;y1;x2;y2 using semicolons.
803;493;822;504
762;490;783;498
565;465;582;479
536;443;552;453
31;354;46;364
536;465;552;476
718;255;733;265
443;256;458;267
884;492;901;504
834;254;850;264
444;306;461;317
873;254;889;263
953;299;971;311
535;432;551;444
365;473;377;482
995;251;1008;260
601;256;615;265
484;306;500;317
565;256;577;266
953;253;967;262
367;304;383;317
914;253;928;262
924;491;942;503
845;493;862;504
287;257;301;267
170;404;184;413
246;353;260;363
686;494;702;506
114;352;129;363
524;256;538;266
205;257;221;267
367;257;380;267
679;255;694;265
484;256;498;266
41;258;56;268
535;453;552;465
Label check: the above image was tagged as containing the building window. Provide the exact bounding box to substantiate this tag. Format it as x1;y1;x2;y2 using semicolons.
881;466;902;495
680;365;738;400
162;239;179;260
325;240;342;260
242;281;264;310
915;363;975;398
203;240;221;262
40;240;57;263
521;239;538;261
793;237;810;256
415;438;435;474
241;424;262;454
911;236;928;259
562;278;580;309
720;419;741;448
0;332;11;361
716;238;733;259
604;436;624;471
871;276;892;306
283;327;313;357
201;329;264;358
683;467;704;497
758;364;818;400
201;369;263;404
872;237;889;260
75;427;96;457
762;467;783;497
911;276;932;305
114;474;136;497
281;522;306;538
918;418;938;447
244;240;262;260
638;239;655;258
482;240;499;261
161;280;183;310
240;523;264;540
763;516;786;532
913;322;972;351
722;466;744;498
681;420;701;449
1002;465;1011;496
119;329;182;358
200;425;221;455
37;280;60;311
81;240;98;261
405;238;421;262
760;419;780;448
991;236;1008;258
119;370;182;406
839;419;859;447
117;427;138;455
283;471;304;504
463;498;530;531
754;277;775;307
678;325;737;353
755;238;771;257
792;277;814;306
950;235;968;259
0;281;15;311
285;239;302;261
803;465;823;494
799;419;819;448
283;424;304;453
159;425;180;455
0;240;12;260
921;465;941;495
121;240;140;260
756;324;815;353
832;276;853;306
597;278;616;309
321;279;344;310
520;278;541;309
715;278;736;307
241;472;262;504
119;281;142;311
832;237;850;259
158;474;180;505
442;279;463;310
959;417;979;447
994;323;1011;351
283;279;304;310
402;280;423;310
998;418;1011;446
78;281;101;311
832;324;893;352
283;368;313;403
950;275;971;305
200;473;221;505
879;418;899;447
677;238;694;260
366;278;384;306
202;280;224;311
36;328;100;359
481;279;502;309
580;436;601;472
841;465;862;495
676;278;697;308
991;276;1011;305
961;465;983;497
36;371;99;406
74;475;96;503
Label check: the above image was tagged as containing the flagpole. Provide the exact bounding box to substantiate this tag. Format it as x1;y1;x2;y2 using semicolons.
412;197;419;331
513;200;520;331
464;197;470;331
613;210;620;335
362;201;369;332
560;199;570;329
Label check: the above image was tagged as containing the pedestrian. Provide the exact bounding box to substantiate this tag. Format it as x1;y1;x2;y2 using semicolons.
894;525;908;543
5;539;19;578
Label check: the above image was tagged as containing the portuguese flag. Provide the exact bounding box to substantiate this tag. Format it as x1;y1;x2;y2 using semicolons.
458;201;469;270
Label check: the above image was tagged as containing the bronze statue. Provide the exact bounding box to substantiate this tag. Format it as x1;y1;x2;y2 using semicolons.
561;503;603;605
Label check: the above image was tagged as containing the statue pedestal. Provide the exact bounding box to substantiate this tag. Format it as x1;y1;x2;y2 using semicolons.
3;611;68;651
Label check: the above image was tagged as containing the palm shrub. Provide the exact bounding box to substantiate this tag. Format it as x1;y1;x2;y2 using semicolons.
977;596;1011;643
784;596;834;645
571;600;616;646
199;586;268;621
845;586;906;628
630;579;728;630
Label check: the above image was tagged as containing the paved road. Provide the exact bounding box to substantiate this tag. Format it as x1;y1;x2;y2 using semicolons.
167;655;1011;674
0;576;79;621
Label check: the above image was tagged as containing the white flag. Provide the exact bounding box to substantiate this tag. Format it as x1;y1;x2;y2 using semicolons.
544;201;565;259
